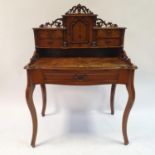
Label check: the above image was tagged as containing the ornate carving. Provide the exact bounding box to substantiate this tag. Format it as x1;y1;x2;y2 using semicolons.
92;41;97;47
39;5;119;29
40;18;63;28
30;51;39;62
96;18;118;28
65;4;93;14
120;51;132;65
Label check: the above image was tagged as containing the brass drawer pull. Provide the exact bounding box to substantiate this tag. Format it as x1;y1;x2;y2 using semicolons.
73;74;87;81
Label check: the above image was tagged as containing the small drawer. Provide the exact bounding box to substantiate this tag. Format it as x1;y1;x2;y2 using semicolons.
97;38;122;47
34;29;63;48
96;29;124;38
95;28;125;47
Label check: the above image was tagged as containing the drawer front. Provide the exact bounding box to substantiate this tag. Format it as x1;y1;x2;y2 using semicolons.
28;69;130;85
34;29;63;48
96;29;124;38
43;70;119;85
95;28;125;48
97;38;122;47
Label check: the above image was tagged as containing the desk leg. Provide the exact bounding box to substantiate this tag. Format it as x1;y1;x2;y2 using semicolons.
40;84;47;117
110;84;116;115
122;71;135;145
26;82;38;147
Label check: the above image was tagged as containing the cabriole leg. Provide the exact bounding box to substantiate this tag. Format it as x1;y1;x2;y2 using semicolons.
122;71;135;145
110;84;116;115
40;84;47;117
26;80;38;147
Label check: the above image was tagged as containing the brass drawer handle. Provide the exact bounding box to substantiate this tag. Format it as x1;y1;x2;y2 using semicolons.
73;74;87;81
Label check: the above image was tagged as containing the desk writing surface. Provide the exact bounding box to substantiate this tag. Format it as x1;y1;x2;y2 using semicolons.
26;57;136;70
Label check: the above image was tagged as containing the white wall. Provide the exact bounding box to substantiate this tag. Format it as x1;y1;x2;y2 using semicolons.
0;0;155;145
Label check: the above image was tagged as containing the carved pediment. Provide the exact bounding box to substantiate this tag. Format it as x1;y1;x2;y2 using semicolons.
40;18;63;28
65;4;93;15
96;18;118;28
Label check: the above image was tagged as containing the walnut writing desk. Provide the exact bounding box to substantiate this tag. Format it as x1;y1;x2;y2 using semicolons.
24;4;137;147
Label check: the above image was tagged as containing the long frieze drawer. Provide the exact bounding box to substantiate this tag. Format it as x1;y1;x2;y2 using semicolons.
96;28;125;38
43;70;119;85
33;29;63;48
